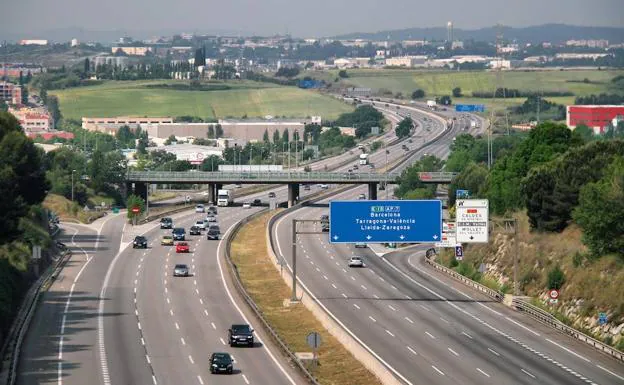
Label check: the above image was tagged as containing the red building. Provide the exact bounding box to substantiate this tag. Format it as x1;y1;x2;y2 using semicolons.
566;105;624;134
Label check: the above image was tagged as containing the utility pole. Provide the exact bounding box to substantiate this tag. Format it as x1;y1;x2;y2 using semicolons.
71;169;76;202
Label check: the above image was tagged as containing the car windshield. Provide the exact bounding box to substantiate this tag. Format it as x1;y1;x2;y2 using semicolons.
174;264;187;269
231;324;251;334
177;242;187;246
163;236;172;239
173;228;185;233
135;236;145;241
212;353;232;364
161;218;172;223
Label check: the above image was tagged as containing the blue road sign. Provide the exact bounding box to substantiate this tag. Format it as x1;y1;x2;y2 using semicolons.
455;245;464;258
456;189;471;199
599;312;608;325
455;104;485;112
329;200;442;243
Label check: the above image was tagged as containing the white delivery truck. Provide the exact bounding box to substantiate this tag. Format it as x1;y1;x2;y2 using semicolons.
427;100;437;108
217;189;233;207
359;153;369;165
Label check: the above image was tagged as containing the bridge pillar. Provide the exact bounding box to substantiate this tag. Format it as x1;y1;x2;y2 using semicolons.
288;183;299;208
134;182;149;203
368;183;378;200
213;184;222;205
208;183;215;204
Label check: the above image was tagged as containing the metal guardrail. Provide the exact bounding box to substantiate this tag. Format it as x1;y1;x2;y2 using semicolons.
423;253;505;302
1;247;72;385
511;298;624;362
223;209;321;385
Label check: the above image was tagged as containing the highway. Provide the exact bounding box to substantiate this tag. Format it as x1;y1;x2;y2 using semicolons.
14;103;422;384
271;102;624;384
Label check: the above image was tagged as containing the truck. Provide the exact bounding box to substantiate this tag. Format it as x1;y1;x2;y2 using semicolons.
359;153;369;165
426;100;437;108
217;189;233;207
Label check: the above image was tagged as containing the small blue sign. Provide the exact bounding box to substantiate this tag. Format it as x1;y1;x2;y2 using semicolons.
455;245;464;258
455;104;485;112
456;189;471;199
599;312;608;325
329;200;442;243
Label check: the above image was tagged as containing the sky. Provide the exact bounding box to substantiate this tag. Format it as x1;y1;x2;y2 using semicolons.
1;0;622;40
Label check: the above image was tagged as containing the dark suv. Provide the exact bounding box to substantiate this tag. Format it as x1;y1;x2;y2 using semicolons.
160;217;173;229
228;324;254;347
209;352;233;374
172;227;185;241
133;236;147;249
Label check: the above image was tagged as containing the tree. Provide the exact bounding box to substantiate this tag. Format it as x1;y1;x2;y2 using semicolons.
0;100;7;112
437;95;452;105
452;87;462;98
115;125;135;148
46;95;62;127
164;135;177;145
84;58;90;75
272;129;280;145
448;163;488;206
200;155;224;172
573;156;624;258
338;70;348;78
263;129;270;143
282;128;290;145
573;123;594;142
547;265;566;290
136;131;148;155
207;125;215;139
411;89;425;99
395;155;445;198
396;117;414;139
39;88;48;105
126;194;145;219
215;124;223;138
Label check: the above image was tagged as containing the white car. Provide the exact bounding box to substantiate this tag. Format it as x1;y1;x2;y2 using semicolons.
358;193;366;200
206;215;217;222
348;257;364;268
195;204;205;213
242;202;252;209
320;184;329;189
354;243;367;248
195;220;207;230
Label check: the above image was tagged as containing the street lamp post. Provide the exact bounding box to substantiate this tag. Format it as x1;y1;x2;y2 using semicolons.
71;169;76;202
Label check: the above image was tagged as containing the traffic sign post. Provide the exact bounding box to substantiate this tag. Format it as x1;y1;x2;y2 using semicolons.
598;312;608;326
549;289;559;304
456;189;470;199
435;221;456;248
329;200;442;244
454;245;464;261
306;331;322;369
456;199;489;243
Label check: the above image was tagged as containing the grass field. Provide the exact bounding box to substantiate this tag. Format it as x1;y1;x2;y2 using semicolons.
51;80;353;120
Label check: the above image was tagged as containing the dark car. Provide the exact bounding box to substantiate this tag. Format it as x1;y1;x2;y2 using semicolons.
189;226;201;235
133;235;147;249
160;217;173;229
320;215;329;223
252;198;262;206
228;324;254;347
209;352;233;374
321;223;330;232
207;226;220;240
268;192;276;198
207;206;218;215
172;227;185;241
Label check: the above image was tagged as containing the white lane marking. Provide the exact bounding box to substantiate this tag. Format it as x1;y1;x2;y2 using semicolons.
488;348;500;356
137;322;142;330
505;317;540;336
440;317;449;324
341;293;348;298
323;275;328;280
175;322;180;330
59;227;95;385
152;375;157;384
407;346;418;356
146;355;151;364
353;304;360;310
420;304;430;311
405;295;412;300
188;355;194;364
596;365;624;381
199;298;204;305
425;331;436;339
385;329;395;337
431;365;445;376
545;338;590;362
369;316;377;323
388;305;396;311
447;347;459;356
373;294;380;299
197;375;204;385
350;276;356;281
404;317;414;324
204;309;209;316
342;268;347;273
220;338;226;345
477;368;490;378
216;221;297;385
360;284;367;290
315;267;320;272
331;283;337;289
242;374;250;384
141;337;145;345
521;368;536;378
181;337;186;345
462;332;473;339
169;309;174;316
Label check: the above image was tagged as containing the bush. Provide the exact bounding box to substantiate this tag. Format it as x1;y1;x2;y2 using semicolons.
547;265;565;290
338;70;348;78
411;89;425;99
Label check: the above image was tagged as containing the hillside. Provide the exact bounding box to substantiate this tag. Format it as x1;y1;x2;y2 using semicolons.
333;23;624;44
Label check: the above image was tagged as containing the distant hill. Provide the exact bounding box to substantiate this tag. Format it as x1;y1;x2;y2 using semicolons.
332;24;624;44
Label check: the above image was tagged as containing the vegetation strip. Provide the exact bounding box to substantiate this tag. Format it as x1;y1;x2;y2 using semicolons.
229;212;382;385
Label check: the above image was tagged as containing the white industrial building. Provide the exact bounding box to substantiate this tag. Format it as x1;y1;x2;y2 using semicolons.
146;143;223;164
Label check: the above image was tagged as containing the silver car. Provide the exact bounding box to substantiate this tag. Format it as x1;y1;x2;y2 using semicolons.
173;264;190;277
206;215;217;222
348;257;364;268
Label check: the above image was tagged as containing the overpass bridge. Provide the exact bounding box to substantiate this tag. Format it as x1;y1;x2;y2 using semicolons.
125;171;457;206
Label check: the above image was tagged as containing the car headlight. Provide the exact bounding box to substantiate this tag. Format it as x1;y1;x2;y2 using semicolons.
227;364;232;368
212;364;218;367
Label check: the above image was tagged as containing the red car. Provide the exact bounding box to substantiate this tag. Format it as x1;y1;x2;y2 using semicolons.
175;242;190;253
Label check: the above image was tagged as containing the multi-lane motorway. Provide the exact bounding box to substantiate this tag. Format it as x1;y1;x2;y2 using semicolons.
16;99;623;385
272;101;624;384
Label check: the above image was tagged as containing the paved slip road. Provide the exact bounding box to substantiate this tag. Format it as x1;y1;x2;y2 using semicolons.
272;102;624;384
